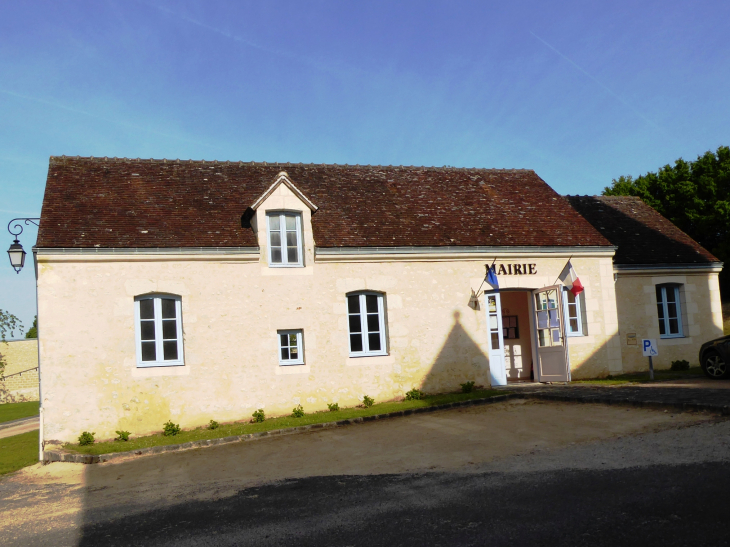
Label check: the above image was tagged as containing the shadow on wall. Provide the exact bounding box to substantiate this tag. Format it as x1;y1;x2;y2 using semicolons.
418;311;488;394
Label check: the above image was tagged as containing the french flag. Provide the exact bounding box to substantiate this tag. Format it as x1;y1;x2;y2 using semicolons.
486;265;500;291
559;260;584;297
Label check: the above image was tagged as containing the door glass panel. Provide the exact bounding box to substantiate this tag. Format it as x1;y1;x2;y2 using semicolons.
491;332;500;347
552;329;561;344
488;296;497;312
537;310;548;329
549;309;560;328
489;315;498;329
537;329;549;347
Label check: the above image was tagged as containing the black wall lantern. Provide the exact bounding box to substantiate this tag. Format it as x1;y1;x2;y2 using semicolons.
6;218;39;274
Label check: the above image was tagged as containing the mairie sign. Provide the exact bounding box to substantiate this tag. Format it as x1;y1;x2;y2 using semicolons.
493;263;537;275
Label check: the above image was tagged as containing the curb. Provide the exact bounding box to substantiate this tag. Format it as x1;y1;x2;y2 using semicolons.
43;393;518;464
0;415;39;431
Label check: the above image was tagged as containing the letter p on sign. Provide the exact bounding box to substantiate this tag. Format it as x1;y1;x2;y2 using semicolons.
642;339;658;357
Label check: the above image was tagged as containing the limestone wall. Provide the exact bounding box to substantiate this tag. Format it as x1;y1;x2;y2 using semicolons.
615;270;723;372
1;339;39;403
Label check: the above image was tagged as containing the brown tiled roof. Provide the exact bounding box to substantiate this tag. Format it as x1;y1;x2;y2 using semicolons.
565;195;719;265
38;157;611;249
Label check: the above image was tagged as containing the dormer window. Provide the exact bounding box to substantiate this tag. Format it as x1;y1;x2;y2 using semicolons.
267;212;303;267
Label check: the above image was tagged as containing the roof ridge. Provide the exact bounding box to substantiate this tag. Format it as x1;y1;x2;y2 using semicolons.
48;155;534;172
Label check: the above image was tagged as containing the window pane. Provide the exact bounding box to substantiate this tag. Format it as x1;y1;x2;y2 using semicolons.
366;295;379;313
286;231;297;246
666;288;677;304
567;292;576;305
349;315;362;333
161;299;176;319
287;246;298;263
269;215;280;230
141;341;156;361
140;320;155;341
289;333;297;346
350;333;363;352
281;347;290;360
163;341;178;360
347;295;360;314
656;286;664;304
659;317;666;335
285;216;296;230
270;231;281;248
290;346;298;358
162;319;177;339
669;319;679;334
657;303;665;321
667;303;677;319
271;248;282;263
367;314;380;332
139;299;154;319
570;318;579;332
368;333;381;351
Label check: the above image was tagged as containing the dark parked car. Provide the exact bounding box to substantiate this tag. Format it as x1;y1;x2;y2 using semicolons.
699;335;730;379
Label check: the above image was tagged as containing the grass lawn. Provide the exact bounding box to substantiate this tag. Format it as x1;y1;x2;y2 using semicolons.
0;401;39;424
573;366;704;385
0;430;39;476
66;389;506;456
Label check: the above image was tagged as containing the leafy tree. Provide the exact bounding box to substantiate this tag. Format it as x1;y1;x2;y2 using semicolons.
603;146;730;297
25;316;37;339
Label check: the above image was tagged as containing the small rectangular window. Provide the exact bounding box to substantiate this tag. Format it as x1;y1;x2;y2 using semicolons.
347;292;387;357
135;296;184;367
267;212;303;267
656;284;684;338
564;290;585;337
278;329;304;365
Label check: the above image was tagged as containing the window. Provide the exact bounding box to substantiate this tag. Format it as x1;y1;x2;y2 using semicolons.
135;295;184;367
656;284;684;338
347;292;387;356
267;212;303;267
278;330;304;365
564;290;585;337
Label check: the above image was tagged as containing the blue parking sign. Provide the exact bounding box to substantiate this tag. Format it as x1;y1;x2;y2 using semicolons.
642;339;658;357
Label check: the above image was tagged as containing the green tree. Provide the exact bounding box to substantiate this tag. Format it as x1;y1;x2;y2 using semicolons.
25;316;37;339
603;146;730;297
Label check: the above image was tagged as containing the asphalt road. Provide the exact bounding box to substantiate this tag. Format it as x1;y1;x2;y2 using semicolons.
75;462;730;547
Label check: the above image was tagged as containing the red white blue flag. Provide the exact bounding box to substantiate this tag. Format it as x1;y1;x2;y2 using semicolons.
559;260;584;297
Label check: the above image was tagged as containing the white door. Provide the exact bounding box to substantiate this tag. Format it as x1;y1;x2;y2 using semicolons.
486;292;507;386
532;285;569;382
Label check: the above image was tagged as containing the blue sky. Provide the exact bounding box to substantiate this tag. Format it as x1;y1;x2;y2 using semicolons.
1;0;729;332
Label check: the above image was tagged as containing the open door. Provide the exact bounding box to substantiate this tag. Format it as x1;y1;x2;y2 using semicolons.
532;285;569;382
486;292;507;386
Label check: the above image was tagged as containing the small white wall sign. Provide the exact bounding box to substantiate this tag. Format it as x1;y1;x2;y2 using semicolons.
642;339;658;357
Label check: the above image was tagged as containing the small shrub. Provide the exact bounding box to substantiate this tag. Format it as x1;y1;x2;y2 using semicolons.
162;420;181;436
78;431;95;446
252;408;265;423
405;388;423;401
292;404;305;418
362;395;374;408
670;359;690;371
208;420;219;430
460;381;475;393
114;430;130;442
327;402;339;412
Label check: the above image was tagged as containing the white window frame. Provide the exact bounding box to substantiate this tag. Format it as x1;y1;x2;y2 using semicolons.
266;211;303;267
134;294;184;368
278;329;304;365
563;289;585;337
656;284;684;338
347;292;388;357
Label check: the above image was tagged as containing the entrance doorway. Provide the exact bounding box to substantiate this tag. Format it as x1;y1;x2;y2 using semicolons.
486;287;570;385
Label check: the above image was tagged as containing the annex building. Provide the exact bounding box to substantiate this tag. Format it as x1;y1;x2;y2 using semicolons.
33;157;723;445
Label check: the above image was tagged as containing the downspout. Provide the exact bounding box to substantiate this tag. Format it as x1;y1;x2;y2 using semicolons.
33;246;43;462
